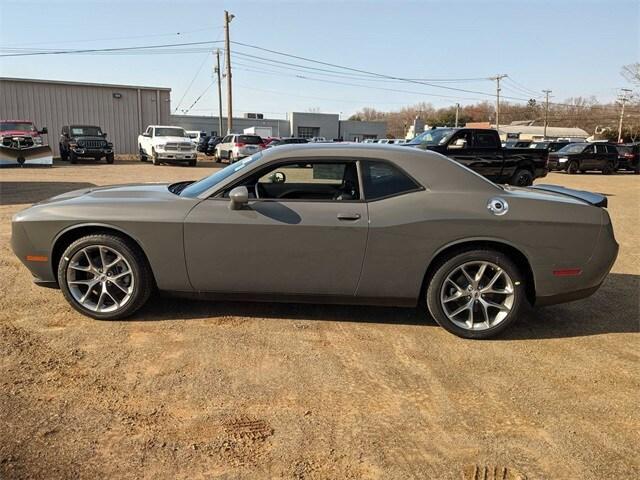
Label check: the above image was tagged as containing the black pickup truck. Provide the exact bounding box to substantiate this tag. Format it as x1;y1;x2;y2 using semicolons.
405;128;548;186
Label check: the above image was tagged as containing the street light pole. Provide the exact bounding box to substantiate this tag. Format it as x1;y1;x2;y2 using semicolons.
215;49;223;136
491;74;508;135
224;10;235;134
542;89;552;138
454;103;460;128
617;88;632;143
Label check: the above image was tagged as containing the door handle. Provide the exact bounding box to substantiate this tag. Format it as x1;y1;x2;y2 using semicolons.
337;213;361;221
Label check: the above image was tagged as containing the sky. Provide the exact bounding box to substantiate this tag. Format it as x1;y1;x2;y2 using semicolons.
1;0;638;119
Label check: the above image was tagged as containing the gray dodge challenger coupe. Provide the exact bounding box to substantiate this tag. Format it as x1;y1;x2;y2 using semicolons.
11;144;618;339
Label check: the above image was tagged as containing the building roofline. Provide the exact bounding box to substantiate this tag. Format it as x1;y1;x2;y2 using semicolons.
0;76;171;91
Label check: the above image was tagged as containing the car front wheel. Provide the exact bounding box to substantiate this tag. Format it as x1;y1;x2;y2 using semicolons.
58;234;153;320
567;160;579;174
426;249;525;339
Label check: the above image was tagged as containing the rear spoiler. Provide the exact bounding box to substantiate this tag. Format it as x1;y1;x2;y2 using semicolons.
531;184;607;208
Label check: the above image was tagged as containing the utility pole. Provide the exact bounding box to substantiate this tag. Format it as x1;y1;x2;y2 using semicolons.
454;103;460;127
224;10;235;134
491;74;508;134
542;89;552;138
215;49;223;136
617;88;632;143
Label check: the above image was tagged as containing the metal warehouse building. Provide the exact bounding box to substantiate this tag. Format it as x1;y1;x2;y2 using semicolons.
1;77;387;155
0;77;171;156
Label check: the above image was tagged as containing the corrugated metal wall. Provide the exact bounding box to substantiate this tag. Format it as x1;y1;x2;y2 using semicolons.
0;78;170;155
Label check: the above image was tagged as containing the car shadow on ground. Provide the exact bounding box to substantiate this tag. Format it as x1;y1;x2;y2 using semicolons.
0;181;96;205
135;273;639;340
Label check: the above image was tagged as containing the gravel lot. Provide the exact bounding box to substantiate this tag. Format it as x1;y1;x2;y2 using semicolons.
1;158;638;479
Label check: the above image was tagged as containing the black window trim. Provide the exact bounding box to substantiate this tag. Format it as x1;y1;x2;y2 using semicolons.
206;156;424;203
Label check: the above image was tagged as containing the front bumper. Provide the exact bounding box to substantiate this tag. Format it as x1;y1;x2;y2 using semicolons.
72;147;113;157
156;150;196;161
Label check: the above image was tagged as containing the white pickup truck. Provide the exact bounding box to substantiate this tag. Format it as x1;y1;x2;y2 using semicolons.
138;125;197;166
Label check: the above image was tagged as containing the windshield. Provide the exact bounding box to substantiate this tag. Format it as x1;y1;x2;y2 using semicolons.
558;143;586;154
155;127;186;137
0;122;35;132
239;135;262;144
71;126;102;136
529;142;548;149
180;152;263;197
407;128;455;146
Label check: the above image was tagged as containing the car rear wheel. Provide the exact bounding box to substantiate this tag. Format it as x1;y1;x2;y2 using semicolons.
426;249;525;339
602;161;615;175
58;234;153;320
510;168;534;187
567;160;579;174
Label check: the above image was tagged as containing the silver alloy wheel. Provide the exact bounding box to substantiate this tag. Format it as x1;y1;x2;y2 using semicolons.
440;261;514;331
66;245;134;313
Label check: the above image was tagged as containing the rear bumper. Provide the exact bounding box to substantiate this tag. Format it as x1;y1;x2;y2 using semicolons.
533;221;618;306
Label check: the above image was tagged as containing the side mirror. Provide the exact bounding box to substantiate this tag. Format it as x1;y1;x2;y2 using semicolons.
269;171;286;183
40;127;48;134
448;138;467;149
102;132;107;137
63;132;70;138
229;186;249;210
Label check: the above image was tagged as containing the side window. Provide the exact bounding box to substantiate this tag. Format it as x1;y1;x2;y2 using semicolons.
448;131;472;149
230;160;360;201
584;145;595;154
595;144;606;154
474;132;499;149
605;145;618;154
362;160;420;200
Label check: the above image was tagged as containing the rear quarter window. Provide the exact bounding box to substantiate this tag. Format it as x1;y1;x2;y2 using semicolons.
363;160;421;200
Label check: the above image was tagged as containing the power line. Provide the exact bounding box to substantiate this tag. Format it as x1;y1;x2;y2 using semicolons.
173;52;212;113
0;40;223;57
0;27;221;48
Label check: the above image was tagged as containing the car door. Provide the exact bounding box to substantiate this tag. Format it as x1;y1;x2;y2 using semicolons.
594;144;608;169
183;158;368;296
218;135;232;158
444;130;476;170
470;130;503;179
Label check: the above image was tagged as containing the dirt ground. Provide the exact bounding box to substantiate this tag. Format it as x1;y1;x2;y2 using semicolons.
0;158;638;480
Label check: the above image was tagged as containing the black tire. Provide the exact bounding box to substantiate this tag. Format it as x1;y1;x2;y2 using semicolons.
57;234;154;320
567;160;579;174
139;145;147;162
509;168;534;187
188;159;197;167
106;153;114;164
152;148;160;166
426;249;526;339
602;161;615;175
69;151;78;164
59;145;68;161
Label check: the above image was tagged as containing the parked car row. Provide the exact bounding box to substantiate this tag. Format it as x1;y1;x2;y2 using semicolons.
548;142;639;175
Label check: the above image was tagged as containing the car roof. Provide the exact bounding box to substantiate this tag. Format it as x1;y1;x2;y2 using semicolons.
198;143;499;199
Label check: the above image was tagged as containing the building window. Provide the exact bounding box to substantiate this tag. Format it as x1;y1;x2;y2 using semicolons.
363;134;378;140
297;126;320;139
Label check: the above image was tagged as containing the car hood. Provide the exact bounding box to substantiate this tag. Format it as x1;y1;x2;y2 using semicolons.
36;183;176;205
73;135;106;142
1;130;39;137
